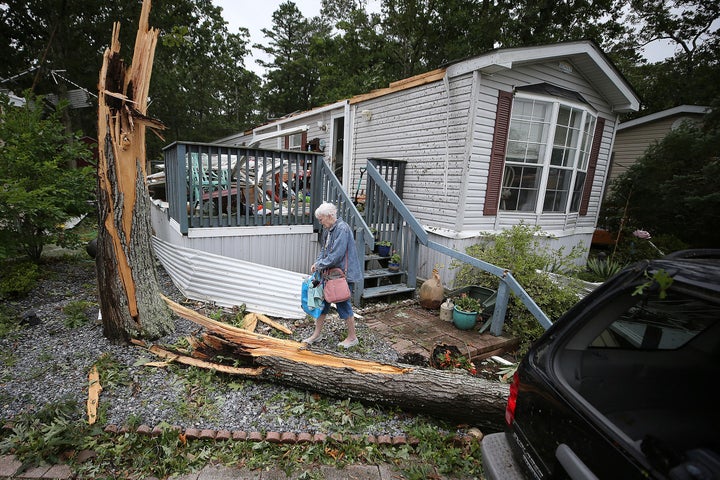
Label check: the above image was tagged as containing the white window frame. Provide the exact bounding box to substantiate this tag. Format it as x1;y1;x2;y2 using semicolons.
287;133;304;151
500;92;597;214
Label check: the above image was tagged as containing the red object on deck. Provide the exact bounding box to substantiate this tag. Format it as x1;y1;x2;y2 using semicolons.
591;228;615;246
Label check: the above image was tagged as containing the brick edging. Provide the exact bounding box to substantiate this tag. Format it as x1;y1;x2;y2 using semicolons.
3;421;478;448
102;424;477;447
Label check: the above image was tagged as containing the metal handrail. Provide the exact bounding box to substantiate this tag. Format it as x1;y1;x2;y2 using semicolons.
363;161;552;335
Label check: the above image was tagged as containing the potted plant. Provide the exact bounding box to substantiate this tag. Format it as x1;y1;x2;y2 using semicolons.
452;294;481;330
376;240;392;257
388;252;401;272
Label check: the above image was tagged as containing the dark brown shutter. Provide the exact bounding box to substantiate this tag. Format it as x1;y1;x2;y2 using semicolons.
301;132;308;150
484;90;514;216
284;135;289;149
579;117;605;216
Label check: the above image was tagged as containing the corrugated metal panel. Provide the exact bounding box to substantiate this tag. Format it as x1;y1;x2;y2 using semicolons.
152;237;307;319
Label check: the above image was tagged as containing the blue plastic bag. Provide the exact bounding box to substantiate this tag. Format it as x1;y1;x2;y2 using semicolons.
301;273;324;319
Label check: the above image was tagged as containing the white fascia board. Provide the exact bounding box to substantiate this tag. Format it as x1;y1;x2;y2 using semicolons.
251;125;309;145
618;105;711;131
446;41;640;112
253;101;347;134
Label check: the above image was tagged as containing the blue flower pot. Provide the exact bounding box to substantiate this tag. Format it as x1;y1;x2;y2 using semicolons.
377;244;391;257
452;305;477;330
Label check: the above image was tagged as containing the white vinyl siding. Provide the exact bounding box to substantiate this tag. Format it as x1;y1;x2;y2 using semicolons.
461;63;616;234
351;75;474;231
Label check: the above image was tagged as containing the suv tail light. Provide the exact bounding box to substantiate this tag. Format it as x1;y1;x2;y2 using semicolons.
505;371;519;425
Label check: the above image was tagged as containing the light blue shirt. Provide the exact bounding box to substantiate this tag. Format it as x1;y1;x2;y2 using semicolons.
314;217;362;284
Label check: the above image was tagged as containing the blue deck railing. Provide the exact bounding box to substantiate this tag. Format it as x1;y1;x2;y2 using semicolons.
162;142;323;233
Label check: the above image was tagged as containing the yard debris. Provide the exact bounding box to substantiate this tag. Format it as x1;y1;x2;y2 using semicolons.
87;366;102;425
131;339;266;376
243;311;292;335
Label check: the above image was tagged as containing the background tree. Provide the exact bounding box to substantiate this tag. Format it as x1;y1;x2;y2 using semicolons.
148;1;262;154
312;0;390;104
600;105;720;250
621;0;720;115
0;93;95;261
255;1;330;118
1;0;260;161
502;0;629;50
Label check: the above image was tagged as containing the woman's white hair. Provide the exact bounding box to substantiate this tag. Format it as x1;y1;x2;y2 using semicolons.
315;201;338;220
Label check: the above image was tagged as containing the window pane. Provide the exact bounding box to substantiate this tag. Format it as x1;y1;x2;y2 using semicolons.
502;98;551;211
500;95;597;215
288;133;303;150
501;165;540;211
551;106;582;167
543;168;571;212
570;171;586;212
577;115;596;171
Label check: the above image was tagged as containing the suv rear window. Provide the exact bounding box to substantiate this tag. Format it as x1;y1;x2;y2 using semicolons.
590;286;718;350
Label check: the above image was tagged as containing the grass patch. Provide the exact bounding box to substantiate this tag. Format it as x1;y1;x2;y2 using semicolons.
62;300;96;328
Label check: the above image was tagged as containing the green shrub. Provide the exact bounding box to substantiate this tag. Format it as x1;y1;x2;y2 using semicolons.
0;92;95;261
62;300;95;328
585;256;626;281
453;224;584;357
0;260;40;299
0;400;87;470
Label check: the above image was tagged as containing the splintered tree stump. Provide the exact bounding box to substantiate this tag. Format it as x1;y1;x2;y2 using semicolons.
96;0;173;342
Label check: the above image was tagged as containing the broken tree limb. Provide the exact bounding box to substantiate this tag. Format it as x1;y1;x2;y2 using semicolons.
243;312;292;335
87;366;102;425
158;295;509;431
130;339;266;376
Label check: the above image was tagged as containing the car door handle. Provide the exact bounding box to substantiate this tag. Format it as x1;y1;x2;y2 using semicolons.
556;444;599;480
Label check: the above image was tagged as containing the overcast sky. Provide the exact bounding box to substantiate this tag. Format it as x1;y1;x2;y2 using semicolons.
211;0;679;76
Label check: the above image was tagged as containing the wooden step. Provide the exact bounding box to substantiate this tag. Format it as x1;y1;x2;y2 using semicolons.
361;283;416;299
363;268;403;280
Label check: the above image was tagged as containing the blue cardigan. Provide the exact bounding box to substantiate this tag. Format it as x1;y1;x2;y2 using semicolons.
314;218;362;284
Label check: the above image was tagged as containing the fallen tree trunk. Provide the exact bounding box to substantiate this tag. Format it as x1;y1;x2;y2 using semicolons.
150;296;510;432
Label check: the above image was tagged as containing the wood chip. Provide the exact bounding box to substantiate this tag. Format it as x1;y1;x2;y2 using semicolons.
87;366;102;425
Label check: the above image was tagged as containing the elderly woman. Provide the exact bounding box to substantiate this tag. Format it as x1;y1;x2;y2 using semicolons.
303;202;362;348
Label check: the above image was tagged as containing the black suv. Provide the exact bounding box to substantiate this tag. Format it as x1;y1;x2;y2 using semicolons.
481;250;720;479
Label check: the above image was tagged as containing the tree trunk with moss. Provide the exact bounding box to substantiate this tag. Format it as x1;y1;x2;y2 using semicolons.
96;0;173;343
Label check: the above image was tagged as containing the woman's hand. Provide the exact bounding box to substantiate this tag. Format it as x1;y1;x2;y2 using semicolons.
311;263;317;273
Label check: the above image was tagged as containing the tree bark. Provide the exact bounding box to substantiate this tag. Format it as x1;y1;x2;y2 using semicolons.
96;0;172;343
158;296;510;432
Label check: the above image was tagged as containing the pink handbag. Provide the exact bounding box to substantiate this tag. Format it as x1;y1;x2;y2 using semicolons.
322;268;351;303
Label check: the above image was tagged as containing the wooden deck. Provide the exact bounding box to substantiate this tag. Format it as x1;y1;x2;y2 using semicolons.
362;303;518;364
